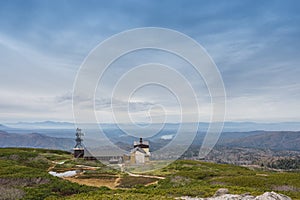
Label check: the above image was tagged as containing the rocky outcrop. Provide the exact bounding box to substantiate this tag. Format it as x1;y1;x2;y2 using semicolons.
213;188;229;197
178;190;292;200
0;186;24;200
254;192;291;200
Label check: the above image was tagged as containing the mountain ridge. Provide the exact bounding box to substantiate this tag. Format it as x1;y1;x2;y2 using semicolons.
3;121;300;131
223;131;300;151
0;130;74;151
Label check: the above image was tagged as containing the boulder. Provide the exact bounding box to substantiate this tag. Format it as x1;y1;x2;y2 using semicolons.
255;192;291;200
213;188;229;197
178;191;291;200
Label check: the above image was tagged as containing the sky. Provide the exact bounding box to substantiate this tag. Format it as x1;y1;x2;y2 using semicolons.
0;0;299;123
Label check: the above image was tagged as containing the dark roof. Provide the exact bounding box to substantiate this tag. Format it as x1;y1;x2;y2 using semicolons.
130;147;147;154
134;143;149;148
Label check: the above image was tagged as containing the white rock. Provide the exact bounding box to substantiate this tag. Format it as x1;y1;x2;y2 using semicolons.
254;192;291;200
177;191;291;200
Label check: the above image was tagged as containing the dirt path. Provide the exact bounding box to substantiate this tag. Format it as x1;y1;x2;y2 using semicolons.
114;174;121;187
75;165;101;170
126;172;165;180
47;161;64;171
145;180;158;186
62;172;162;189
49;161;165;189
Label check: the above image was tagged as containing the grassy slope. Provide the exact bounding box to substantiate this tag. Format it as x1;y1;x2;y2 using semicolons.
0;148;299;200
0;148;97;200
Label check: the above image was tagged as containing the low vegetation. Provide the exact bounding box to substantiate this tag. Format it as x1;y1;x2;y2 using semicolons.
0;148;96;200
117;175;158;188
0;148;299;199
266;158;300;170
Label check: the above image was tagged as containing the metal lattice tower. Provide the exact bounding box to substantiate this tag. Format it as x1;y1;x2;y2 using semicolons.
74;128;84;148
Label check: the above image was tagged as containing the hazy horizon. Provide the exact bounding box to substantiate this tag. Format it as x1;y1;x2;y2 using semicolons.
2;120;300;124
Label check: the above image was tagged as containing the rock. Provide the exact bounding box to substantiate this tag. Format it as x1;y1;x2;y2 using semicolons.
254;192;291;200
213;188;229;197
210;194;254;200
241;192;251;197
177;191;291;200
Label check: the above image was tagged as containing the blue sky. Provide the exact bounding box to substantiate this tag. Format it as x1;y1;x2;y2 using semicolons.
0;0;299;123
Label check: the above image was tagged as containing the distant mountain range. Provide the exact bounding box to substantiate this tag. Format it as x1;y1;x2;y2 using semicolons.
2;121;300;131
1;121;299;152
0;127;299;152
4;121;75;129
0;124;8;129
0;130;74;151
223;131;300;151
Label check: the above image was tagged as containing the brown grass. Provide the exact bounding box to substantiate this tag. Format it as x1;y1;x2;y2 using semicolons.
117;176;158;188
64;177;117;188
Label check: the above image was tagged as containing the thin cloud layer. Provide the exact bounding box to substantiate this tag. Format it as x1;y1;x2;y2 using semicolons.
0;0;299;122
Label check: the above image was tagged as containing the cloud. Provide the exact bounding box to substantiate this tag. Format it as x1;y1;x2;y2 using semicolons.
0;91;74;122
55;91;73;103
0;1;299;122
